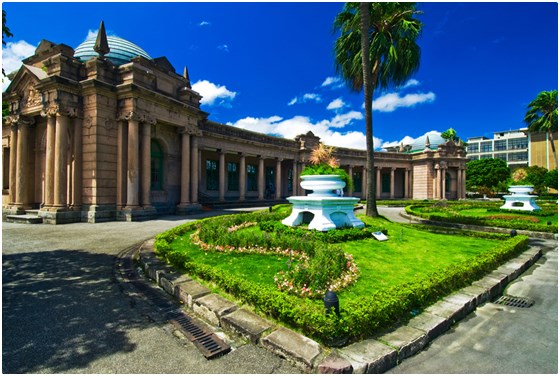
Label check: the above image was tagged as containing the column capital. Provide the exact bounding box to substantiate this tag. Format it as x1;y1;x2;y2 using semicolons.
41;104;79;118
5;114;35;128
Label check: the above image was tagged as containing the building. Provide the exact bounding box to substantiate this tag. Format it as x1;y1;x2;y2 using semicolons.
2;24;468;224
466;129;529;169
526;130;558;171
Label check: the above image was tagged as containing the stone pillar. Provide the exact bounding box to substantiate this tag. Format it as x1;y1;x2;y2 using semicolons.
275;158;282;199
435;164;441;200
71;117;83;209
218;149;226;201
362;167;367;200
292;160;298;195
390;168;395;199
190;136;199;204
126;115;140;208
178;130;191;206
404;168;410;199
53;113;69;208
348;166;354;197
376;167;381;199
8;124;17;205
258;156;264;200
43;115;56;207
141;121;152;208
239;153;246;201
116;119;128;209
441;167;447;199
461;168;466;199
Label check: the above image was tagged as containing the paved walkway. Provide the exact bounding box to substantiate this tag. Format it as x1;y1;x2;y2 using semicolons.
2;209;299;374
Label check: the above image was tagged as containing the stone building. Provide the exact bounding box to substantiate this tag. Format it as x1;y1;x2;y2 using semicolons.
2;24;467;224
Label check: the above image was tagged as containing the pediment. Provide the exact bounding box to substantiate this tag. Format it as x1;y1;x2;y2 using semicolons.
4;65;47;111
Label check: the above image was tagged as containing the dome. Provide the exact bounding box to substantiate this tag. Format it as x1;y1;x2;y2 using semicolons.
408;131;445;152
74;35;152;66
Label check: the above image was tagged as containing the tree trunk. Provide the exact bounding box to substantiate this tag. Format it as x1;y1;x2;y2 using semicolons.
360;2;378;217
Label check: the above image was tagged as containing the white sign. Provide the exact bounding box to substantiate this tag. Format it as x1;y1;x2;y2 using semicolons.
372;231;388;241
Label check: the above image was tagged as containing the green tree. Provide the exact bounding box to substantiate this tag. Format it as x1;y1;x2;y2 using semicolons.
334;2;422;217
466;158;511;195
545;169;558;190
524;90;558;168
517;165;549;195
2;10;13;78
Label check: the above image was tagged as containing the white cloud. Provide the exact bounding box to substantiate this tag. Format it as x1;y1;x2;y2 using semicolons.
2;40;37;91
199;21;211;26
321;76;344;89
381;135;416;149
192;79;237;106
372;92;436;112
217;44;229;52
86;29;98;40
402;79;420;89
327;98;346;111
287;93;322;106
226;110;380;150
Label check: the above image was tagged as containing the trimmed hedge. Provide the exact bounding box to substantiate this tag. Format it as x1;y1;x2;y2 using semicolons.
153;209;530;345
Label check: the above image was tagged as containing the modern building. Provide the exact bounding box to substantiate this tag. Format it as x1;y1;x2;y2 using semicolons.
2;24;468;224
526;130;558;171
466;129;529;169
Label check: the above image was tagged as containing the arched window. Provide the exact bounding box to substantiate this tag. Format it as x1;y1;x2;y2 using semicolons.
151;140;164;190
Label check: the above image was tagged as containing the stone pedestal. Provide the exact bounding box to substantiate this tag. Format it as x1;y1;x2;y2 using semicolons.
500;185;541;211
117;206;158;222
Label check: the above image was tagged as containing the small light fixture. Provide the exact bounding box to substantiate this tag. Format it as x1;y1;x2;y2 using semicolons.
547;221;552;226
510;229;517;237
324;291;340;317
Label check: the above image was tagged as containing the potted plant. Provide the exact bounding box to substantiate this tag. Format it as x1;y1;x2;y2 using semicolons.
300;143;352;196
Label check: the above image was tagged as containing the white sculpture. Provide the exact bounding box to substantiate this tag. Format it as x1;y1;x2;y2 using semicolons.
500;185;541;211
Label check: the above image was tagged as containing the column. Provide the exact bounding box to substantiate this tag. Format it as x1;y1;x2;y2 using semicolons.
376;167;381;199
435;165;441;200
292;160;298;195
141;122;152;208
44;115;55;207
8;124;17;205
258;156;264;200
362;167;367;200
71;117;82;209
275;158;282;199
178;131;191;206
404;168;410;199
53;114;69;208
441;167;447;199
116;119;128;209
390;167;395;199
218;150;225;201
461;169;466;199
348;166;354;197
126;115;140;208
239;153;246;201
190;136;199;204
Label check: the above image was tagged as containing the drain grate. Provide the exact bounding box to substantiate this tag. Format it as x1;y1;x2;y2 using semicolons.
115;244;230;360
169;312;231;359
494;295;534;308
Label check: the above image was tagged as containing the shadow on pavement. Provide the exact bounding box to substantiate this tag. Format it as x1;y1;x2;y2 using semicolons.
2;249;153;373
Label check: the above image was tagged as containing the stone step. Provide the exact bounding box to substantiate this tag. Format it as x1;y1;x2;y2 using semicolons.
6;214;43;224
26;209;40;215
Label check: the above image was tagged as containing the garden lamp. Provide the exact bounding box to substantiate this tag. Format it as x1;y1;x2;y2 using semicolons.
510;229;517;237
324;291;340;317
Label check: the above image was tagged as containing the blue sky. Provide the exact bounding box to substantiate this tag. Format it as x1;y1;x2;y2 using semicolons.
2;2;558;150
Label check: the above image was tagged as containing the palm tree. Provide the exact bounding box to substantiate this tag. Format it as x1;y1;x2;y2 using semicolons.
524;90;558;168
334;3;422;217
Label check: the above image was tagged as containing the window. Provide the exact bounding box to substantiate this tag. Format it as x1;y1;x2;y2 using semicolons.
494;140;506;151
287;168;293;192
508;138;528;150
468;155;479;161
508;152;528;162
480;141;493;152
467;143;479;153
247;164;257;191
227;162;239;191
495;153;508;161
480;154;492;159
150;140;164;190
353;171;362;193
381;172;390;193
265;167;275;198
206;159;218;190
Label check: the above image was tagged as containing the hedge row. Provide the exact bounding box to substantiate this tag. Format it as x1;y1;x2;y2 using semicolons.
153;211;529;345
406;205;558;233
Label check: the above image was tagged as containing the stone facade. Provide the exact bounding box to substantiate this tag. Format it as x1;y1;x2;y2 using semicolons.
2;27;467;224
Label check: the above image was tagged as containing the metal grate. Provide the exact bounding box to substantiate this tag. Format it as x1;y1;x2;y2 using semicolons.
494;295;534;308
115;243;230;360
169;312;231;359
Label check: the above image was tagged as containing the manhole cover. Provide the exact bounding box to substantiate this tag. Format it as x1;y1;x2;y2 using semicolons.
494;295;534;308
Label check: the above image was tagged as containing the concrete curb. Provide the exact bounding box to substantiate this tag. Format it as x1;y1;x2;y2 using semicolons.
136;239;543;373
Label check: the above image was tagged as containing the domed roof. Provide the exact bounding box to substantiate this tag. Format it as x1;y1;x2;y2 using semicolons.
74;35;152;66
409;131;445;152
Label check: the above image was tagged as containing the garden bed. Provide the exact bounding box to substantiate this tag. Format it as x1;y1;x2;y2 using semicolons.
154;205;529;345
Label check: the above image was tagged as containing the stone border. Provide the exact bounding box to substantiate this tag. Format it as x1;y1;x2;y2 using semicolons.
137;239;542;373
